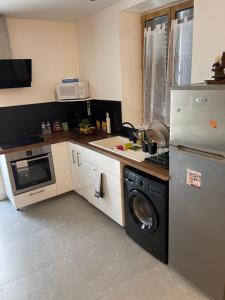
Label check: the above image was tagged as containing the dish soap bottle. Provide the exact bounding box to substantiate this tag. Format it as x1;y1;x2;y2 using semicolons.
106;112;111;134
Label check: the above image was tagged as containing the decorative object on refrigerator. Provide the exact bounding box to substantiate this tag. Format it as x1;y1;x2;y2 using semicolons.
106;112;111;134
205;52;225;84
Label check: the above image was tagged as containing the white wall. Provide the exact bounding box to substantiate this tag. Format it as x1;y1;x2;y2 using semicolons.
76;0;144;124
120;12;142;125
192;0;225;83
75;0;147;102
0;18;79;107
76;5;122;101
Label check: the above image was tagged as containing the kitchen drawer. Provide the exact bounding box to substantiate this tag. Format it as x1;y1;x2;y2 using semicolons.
14;184;57;209
83;148;120;176
82;161;121;195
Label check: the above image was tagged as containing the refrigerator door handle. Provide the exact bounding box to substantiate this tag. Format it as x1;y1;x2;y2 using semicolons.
177;145;225;161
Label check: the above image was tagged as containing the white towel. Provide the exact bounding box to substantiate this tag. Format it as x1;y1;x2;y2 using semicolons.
95;172;104;198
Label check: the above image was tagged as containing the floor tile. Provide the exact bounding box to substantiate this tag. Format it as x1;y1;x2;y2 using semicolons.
0;193;212;300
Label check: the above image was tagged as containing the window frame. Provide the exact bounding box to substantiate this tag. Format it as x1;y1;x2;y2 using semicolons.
141;0;194;44
171;0;194;20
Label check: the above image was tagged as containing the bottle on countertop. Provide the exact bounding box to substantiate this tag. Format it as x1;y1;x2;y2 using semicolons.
41;122;47;135
46;121;52;134
101;121;107;133
106;112;111;134
137;124;145;144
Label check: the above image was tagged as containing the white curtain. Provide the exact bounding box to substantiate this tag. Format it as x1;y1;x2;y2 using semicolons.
144;17;193;126
165;17;193;125
170;17;193;86
143;24;168;124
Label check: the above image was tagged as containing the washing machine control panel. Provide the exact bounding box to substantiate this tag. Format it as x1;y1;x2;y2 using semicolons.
148;183;162;196
124;169;165;197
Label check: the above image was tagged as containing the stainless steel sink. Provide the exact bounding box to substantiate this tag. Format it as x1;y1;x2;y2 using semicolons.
89;136;147;162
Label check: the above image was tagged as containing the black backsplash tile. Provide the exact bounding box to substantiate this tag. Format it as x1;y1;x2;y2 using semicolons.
0;100;122;142
90;100;122;133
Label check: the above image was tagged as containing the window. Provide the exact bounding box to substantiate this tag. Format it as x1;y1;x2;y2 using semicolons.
142;1;194;126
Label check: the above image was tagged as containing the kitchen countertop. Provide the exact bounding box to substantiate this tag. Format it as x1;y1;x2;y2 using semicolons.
0;131;169;181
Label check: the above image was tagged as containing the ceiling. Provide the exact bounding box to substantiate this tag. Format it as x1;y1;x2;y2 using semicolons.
0;0;123;22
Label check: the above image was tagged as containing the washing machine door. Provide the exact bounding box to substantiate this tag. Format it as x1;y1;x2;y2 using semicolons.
128;189;158;232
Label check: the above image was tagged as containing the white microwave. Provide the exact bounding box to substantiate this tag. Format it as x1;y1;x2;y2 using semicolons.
56;81;90;100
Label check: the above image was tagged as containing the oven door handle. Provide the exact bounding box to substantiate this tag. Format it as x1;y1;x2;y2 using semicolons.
29;189;44;196
11;155;49;165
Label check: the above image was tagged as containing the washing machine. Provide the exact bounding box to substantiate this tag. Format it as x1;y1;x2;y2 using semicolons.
124;166;168;263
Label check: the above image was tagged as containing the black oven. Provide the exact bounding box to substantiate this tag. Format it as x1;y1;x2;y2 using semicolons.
6;145;55;195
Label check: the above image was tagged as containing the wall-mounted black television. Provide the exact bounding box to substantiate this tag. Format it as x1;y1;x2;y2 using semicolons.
0;59;32;89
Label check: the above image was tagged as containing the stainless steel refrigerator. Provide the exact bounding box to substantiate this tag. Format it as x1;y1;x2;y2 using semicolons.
169;85;225;300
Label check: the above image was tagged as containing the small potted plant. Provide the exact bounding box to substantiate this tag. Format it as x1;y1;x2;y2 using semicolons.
79;119;92;135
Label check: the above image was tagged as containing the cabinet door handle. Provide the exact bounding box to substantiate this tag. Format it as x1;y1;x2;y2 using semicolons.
77;152;81;166
29;190;44;196
72;150;76;164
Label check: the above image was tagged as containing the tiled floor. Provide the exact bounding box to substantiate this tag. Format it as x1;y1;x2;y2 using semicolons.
0;193;211;300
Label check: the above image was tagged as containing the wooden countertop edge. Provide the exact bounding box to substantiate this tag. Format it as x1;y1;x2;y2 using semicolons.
69;139;169;181
0;132;170;181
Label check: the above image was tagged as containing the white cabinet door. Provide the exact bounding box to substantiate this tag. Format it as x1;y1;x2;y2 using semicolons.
68;142;77;191
68;143;85;196
82;148;124;226
82;172;124;226
51;142;73;195
68;145;124;226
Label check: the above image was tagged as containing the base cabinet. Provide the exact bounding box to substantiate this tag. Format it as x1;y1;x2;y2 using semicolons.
68;143;85;197
83;147;124;226
82;173;124;226
51;142;73;195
